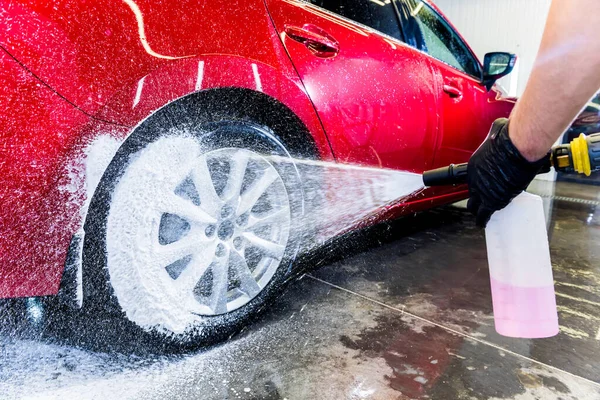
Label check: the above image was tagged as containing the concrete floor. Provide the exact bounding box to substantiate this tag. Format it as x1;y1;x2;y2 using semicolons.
1;180;599;399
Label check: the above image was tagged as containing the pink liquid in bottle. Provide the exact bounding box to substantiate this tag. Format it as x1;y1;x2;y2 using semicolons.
485;192;559;338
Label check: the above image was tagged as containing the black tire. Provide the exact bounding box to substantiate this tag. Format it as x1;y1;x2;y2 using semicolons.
82;90;315;350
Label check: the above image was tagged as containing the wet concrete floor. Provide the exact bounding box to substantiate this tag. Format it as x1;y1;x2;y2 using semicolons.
0;180;599;399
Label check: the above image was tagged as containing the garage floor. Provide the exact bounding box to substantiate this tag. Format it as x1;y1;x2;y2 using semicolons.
1;181;599;399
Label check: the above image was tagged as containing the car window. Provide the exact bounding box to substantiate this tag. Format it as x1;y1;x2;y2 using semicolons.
399;0;481;78
306;0;403;41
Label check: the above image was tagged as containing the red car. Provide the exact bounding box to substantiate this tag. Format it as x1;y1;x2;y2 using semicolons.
0;0;516;346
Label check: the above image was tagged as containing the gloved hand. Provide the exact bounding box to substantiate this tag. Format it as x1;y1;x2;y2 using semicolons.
467;118;550;227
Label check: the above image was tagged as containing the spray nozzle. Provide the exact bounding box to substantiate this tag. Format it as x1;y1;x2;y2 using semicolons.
422;163;468;187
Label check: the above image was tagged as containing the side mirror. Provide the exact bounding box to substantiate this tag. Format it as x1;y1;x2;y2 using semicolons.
483;52;517;91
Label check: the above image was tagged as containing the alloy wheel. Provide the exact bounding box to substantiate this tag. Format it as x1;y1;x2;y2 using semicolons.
105;136;291;332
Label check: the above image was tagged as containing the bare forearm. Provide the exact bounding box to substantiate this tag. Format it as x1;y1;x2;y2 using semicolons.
509;0;600;161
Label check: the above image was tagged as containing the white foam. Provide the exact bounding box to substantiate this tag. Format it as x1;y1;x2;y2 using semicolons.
106;135;208;334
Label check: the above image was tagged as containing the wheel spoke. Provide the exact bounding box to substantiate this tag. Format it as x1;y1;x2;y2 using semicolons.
230;250;261;298
173;242;218;293
208;248;230;314
221;150;250;202
243;232;285;260
246;206;290;230
237;167;280;215
191;155;221;214
162;193;217;224
155;233;207;267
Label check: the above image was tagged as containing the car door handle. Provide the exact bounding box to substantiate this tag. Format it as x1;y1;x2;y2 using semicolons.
284;25;339;58
443;84;463;98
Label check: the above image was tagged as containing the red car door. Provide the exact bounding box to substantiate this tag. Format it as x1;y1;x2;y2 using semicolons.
397;0;492;168
265;0;439;173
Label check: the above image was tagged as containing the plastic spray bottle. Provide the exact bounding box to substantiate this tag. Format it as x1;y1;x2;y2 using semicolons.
484;191;559;338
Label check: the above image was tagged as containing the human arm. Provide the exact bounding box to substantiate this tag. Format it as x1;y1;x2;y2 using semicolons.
467;0;600;227
509;0;600;161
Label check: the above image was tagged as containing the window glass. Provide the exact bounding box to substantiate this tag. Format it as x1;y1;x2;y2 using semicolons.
400;0;480;78
487;53;512;76
307;0;403;41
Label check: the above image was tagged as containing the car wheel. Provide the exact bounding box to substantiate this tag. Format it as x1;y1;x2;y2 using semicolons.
83;114;307;348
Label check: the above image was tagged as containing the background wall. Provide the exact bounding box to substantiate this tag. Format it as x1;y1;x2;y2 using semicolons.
434;0;552;96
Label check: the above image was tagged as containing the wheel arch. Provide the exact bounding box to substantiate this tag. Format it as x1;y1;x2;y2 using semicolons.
95;55;334;160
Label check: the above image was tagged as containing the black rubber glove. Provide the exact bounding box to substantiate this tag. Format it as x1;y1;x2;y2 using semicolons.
467;118;550;227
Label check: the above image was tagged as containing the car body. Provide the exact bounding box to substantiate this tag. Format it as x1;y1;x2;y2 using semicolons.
0;0;515;344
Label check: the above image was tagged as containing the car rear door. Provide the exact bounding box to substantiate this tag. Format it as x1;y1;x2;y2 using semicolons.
397;0;490;168
265;0;439;173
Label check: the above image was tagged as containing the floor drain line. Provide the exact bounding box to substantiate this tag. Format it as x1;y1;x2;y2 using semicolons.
536;194;600;206
307;274;600;389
